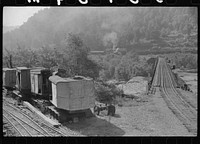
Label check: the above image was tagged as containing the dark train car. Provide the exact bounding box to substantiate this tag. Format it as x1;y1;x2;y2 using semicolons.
3;68;16;88
16;67;31;94
30;67;52;98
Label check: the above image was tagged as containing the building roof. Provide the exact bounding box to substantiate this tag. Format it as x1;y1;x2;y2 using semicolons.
49;75;92;84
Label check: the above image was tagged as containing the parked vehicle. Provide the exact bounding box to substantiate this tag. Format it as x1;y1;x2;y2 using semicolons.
93;102;116;116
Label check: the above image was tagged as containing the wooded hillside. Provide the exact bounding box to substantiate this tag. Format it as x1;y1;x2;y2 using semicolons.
3;7;197;52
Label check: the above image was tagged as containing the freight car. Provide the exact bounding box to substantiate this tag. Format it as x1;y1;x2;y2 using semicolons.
3;68;16;89
30;67;52;99
47;75;95;122
15;67;31;95
4;66;95;123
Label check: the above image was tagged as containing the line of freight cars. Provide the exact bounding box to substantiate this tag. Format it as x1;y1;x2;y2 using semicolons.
3;67;95;123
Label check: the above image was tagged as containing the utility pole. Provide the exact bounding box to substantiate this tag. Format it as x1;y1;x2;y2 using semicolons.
9;55;13;68
146;83;149;95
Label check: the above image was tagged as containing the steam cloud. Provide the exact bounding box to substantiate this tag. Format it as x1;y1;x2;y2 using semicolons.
103;32;118;51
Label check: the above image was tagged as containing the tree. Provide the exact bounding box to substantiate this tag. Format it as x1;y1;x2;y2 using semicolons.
4;48;13;68
59;33;101;79
94;81;122;104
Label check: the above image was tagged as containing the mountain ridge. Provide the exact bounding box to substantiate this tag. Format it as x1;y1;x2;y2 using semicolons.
3;7;197;52
3;25;20;34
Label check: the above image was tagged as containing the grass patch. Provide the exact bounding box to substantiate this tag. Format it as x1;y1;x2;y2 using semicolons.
114;94;149;107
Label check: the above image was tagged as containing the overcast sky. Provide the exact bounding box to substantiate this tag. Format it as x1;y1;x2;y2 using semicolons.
3;7;48;26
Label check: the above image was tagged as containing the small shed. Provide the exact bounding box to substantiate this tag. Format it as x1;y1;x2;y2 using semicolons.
16;67;31;94
30;67;52;97
3;68;16;88
49;75;95;111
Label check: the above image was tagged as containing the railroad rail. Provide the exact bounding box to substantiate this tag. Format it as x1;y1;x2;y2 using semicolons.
151;57;161;87
3;109;32;136
3;104;50;136
3;101;66;136
3;87;78;136
154;58;197;134
3;113;24;136
3;87;66;137
175;90;197;110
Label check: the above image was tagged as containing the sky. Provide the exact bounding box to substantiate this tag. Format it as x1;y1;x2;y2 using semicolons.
3;7;49;26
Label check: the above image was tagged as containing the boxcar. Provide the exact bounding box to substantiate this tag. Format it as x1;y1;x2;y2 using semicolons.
3;68;16;88
49;75;95;112
30;67;52;97
16;67;31;94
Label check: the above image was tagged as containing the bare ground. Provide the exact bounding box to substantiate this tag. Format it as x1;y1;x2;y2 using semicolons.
173;69;197;109
173;69;197;94
61;76;194;136
3;90;194;136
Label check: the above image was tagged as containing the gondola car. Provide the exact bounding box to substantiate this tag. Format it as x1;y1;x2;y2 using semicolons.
15;67;31;95
30;67;52;98
3;68;16;89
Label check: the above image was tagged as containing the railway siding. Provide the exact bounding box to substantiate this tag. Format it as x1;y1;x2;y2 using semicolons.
3;87;80;136
4;103;50;136
23;101;60;127
3;109;31;136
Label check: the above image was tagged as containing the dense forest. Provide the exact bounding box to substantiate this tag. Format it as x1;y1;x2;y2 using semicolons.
3;7;197;53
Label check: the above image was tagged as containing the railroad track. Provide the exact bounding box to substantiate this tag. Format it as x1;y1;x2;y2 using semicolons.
3;105;50;136
175;89;197;110
151;57;161;87
150;57;162;95
158;58;197;134
162;59;197;115
3;87;78;136
3;109;32;136
40;123;69;136
3;112;25;136
164;62;197;114
3;100;66;136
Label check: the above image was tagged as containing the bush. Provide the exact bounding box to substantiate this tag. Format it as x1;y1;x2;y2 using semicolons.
164;53;197;69
94;81;123;104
